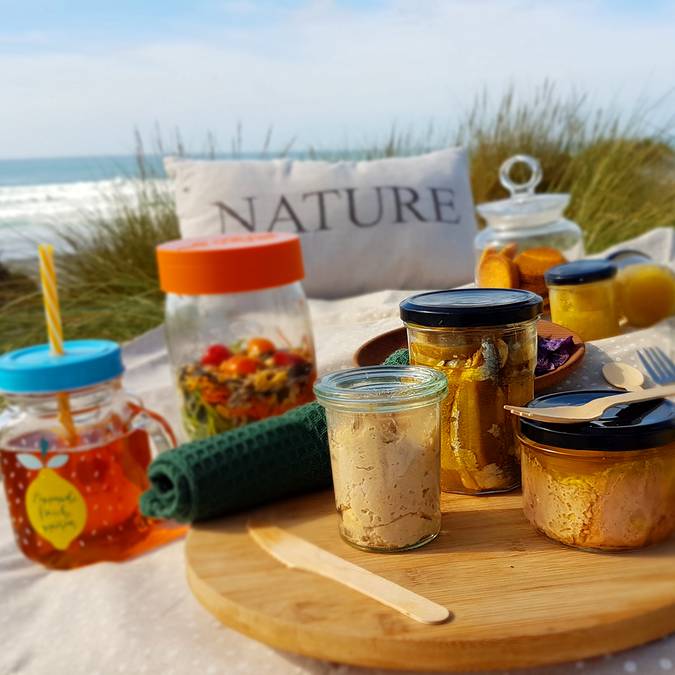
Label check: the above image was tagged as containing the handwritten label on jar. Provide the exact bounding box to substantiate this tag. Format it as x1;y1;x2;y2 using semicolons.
18;447;87;551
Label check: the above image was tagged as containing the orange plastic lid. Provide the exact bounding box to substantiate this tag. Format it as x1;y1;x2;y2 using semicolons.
156;233;305;295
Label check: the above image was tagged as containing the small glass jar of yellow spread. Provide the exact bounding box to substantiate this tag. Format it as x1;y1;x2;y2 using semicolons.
545;260;620;341
401;289;542;495
518;390;675;551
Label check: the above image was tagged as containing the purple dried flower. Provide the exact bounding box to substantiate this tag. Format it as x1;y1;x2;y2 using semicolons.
536;335;576;376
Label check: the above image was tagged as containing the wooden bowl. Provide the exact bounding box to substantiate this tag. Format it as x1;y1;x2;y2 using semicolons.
353;319;585;393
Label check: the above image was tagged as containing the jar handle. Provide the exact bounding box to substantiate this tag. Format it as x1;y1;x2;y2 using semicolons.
499;154;542;199
128;401;177;456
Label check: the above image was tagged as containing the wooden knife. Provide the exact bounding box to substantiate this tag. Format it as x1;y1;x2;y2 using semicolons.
247;520;451;625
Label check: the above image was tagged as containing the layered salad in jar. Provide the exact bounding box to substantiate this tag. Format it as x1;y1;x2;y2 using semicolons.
179;337;316;439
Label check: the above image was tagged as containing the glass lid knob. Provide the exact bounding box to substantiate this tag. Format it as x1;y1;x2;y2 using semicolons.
499;154;542;199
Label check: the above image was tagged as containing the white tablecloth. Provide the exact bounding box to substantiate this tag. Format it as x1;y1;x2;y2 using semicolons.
2;228;674;675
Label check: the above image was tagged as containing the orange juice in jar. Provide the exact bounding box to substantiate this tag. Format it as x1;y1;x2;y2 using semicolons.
0;340;184;569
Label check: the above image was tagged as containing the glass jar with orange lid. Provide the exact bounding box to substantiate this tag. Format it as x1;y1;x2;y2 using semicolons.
0;340;182;569
475;155;584;300
156;233;316;441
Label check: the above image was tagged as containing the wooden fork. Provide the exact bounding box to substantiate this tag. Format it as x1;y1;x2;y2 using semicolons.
504;383;675;424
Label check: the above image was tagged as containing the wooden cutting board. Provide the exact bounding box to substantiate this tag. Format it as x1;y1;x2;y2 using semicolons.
353;319;585;392
186;490;675;672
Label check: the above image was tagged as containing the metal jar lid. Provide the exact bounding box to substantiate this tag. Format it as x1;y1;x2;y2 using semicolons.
545;260;617;286
400;288;543;328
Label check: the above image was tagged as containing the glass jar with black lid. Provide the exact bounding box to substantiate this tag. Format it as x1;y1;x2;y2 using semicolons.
518;390;675;551
545;259;620;341
401;288;543;495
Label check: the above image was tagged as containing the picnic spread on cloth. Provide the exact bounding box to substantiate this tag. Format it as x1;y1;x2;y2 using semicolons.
0;145;674;674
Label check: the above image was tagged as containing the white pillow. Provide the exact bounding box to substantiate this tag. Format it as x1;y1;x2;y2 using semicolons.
166;148;477;299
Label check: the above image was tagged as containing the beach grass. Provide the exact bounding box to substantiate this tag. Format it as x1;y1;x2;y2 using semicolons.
1;84;673;352
0;179;178;350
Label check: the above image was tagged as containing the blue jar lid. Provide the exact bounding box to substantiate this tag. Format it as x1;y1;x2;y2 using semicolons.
519;389;675;451
0;340;124;394
545;260;617;286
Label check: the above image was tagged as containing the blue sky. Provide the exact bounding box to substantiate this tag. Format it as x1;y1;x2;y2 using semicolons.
0;0;673;158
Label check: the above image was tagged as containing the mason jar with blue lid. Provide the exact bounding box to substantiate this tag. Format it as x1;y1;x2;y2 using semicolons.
0;340;179;569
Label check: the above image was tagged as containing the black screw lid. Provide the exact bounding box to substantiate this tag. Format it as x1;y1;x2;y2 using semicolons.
400;289;542;328
519;389;675;451
545;260;617;286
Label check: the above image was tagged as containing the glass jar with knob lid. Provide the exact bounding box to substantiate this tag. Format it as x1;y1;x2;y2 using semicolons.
475;154;584;300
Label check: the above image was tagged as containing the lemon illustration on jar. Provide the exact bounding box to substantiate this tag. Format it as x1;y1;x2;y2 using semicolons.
18;438;87;551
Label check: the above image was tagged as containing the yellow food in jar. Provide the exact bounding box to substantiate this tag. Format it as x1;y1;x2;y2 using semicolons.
520;438;675;551
616;263;675;328
548;279;620;341
409;323;536;494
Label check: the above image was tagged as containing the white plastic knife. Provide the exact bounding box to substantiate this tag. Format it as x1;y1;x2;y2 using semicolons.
247;520;450;625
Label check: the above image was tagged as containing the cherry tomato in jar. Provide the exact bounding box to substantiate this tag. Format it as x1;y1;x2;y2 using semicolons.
247;337;276;358
220;355;260;376
201;344;232;367
272;351;306;367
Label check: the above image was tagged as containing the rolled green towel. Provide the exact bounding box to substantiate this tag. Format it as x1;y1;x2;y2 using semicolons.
140;401;330;522
140;348;412;523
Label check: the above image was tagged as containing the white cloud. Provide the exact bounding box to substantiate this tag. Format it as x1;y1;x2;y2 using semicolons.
0;0;673;157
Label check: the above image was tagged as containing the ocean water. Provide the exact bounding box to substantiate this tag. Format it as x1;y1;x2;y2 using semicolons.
0;151;328;261
0;155;168;260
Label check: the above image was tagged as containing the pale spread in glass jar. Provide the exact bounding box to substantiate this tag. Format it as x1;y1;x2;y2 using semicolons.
328;407;441;551
314;366;447;552
518;391;675;551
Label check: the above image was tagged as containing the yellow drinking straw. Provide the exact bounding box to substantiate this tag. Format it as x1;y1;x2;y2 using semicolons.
37;244;77;444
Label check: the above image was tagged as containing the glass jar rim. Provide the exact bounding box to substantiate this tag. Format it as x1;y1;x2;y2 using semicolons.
517;432;672;458
2;377;121;401
314;365;448;412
